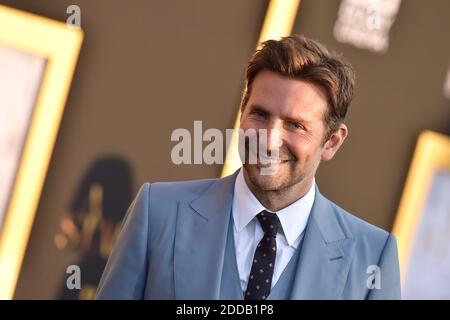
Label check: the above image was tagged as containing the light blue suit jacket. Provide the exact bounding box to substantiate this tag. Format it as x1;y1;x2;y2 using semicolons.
97;170;401;299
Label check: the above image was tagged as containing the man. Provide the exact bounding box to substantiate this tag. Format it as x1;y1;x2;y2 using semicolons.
97;35;401;300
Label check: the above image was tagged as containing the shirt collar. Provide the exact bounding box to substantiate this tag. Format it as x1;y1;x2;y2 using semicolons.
232;168;316;248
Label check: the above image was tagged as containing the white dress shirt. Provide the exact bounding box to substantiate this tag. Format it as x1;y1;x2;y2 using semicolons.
232;169;316;293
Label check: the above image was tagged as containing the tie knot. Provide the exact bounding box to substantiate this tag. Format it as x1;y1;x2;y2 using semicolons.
257;210;280;237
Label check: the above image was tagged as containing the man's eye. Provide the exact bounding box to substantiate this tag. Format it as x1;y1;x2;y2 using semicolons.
288;122;303;130
251;110;266;118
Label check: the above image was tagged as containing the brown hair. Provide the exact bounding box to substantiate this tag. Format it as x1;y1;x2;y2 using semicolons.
241;35;355;142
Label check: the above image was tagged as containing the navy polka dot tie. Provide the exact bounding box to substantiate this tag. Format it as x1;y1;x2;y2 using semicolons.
244;210;281;300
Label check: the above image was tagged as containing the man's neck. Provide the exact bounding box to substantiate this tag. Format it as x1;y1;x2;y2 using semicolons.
242;170;313;212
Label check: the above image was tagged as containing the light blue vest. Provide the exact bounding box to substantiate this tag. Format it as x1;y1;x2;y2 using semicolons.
219;213;305;300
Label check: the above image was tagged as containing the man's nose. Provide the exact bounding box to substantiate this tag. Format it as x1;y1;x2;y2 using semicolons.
261;122;283;154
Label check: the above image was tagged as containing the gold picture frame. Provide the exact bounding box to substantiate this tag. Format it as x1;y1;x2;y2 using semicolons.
392;130;450;295
0;5;83;299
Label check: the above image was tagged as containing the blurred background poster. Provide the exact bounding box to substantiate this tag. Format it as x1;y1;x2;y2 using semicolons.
393;132;450;299
402;171;450;299
0;4;82;300
0;46;46;229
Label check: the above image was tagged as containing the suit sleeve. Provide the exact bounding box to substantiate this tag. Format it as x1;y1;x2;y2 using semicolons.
96;183;151;299
367;234;401;300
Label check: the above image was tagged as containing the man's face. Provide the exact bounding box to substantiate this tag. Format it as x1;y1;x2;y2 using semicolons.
239;70;330;193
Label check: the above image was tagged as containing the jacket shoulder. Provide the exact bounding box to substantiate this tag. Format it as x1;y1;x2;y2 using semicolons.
327;200;390;250
143;176;219;202
323;198;400;299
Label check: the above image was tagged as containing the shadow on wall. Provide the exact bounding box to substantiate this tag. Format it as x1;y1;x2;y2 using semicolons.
54;155;134;300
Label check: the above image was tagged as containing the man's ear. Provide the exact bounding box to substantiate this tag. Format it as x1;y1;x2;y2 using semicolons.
321;124;348;161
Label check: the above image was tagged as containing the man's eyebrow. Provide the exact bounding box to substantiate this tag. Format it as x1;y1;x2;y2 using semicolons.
248;104;311;124
283;115;311;125
248;104;270;113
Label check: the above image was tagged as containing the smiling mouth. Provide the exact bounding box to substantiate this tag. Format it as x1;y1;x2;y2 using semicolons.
256;158;293;167
246;150;295;165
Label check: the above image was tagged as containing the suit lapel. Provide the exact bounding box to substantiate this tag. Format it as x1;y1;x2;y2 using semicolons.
174;173;355;299
174;171;238;299
290;189;356;299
